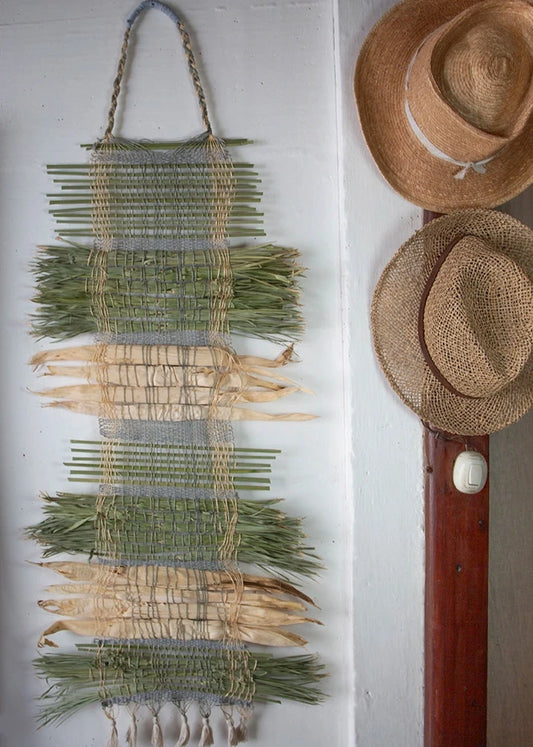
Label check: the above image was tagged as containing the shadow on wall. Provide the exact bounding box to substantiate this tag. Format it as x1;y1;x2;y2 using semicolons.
487;185;533;746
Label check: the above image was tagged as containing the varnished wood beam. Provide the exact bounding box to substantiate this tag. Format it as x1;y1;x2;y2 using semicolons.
423;209;489;747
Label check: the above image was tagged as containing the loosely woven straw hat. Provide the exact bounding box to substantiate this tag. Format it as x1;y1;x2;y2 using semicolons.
371;210;533;435
355;0;533;212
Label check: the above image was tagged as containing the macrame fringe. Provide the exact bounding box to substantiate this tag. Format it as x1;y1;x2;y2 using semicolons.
126;708;138;746
221;707;243;746
104;707;119;747
151;711;164;747
226;716;239;746
176;709;190;747
199;715;214;747
235;722;247;743
106;723;119;747
235;706;252;743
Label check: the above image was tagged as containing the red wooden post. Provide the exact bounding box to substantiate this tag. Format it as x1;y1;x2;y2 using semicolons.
423;210;490;747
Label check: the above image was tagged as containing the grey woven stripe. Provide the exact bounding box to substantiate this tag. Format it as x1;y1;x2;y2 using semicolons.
103;690;251;708
96;638;248;651
98;418;234;443
96;556;226;569
93;237;228;252
99;484;239;501
96;331;232;346
92;136;230;165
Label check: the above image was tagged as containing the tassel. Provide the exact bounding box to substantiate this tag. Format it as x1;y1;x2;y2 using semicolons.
227;718;239;746
126;710;138;747
106;722;119;747
235;707;251;743
151;713;164;747
104;706;119;747
199;716;214;747
176;711;190;747
228;725;239;746
221;708;239;746
234;720;246;743
106;719;118;747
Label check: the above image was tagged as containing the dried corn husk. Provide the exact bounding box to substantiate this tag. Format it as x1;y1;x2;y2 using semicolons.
38;617;308;648
35;383;301;405
31;344;294;370
38;596;316;627
42;363;300;391
32;342;312;419
45;583;307;611
37;561;317;605
37;563;317;648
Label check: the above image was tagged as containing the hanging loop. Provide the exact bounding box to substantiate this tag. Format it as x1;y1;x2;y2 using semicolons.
127;1;180;26
103;1;212;141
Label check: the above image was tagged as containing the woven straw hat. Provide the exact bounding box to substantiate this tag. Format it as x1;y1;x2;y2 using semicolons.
355;0;533;212
371;210;533;435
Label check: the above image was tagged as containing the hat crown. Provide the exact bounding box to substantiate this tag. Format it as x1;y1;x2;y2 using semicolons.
432;10;533;136
355;0;533;211
404;0;533;165
370;210;533;433
423;236;533;398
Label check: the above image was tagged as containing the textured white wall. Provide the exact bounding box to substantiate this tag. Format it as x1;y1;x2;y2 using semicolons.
337;3;425;746
2;1;532;746
0;1;353;746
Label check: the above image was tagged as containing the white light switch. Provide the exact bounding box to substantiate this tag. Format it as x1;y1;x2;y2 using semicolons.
453;451;488;494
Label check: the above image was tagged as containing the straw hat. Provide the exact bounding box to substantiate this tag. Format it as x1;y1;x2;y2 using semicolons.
355;0;533;212
371;210;533;435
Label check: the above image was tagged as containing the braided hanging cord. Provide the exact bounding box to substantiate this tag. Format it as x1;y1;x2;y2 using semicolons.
104;0;212;141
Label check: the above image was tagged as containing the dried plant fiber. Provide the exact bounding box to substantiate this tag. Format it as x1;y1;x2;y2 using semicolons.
30;0;324;739
355;0;533;211
371;209;533;434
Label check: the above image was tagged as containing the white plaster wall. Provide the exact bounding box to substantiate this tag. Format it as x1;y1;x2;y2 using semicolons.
2;1;532;746
337;3;425;745
0;1;354;745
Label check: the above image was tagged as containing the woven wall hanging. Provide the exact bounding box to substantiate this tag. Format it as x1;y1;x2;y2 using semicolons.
29;2;325;744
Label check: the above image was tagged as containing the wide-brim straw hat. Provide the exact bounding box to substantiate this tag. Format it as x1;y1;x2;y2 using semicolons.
371;210;533;435
355;0;533;212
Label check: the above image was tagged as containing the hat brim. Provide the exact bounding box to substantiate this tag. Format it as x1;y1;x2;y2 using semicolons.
355;0;533;212
371;210;533;434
